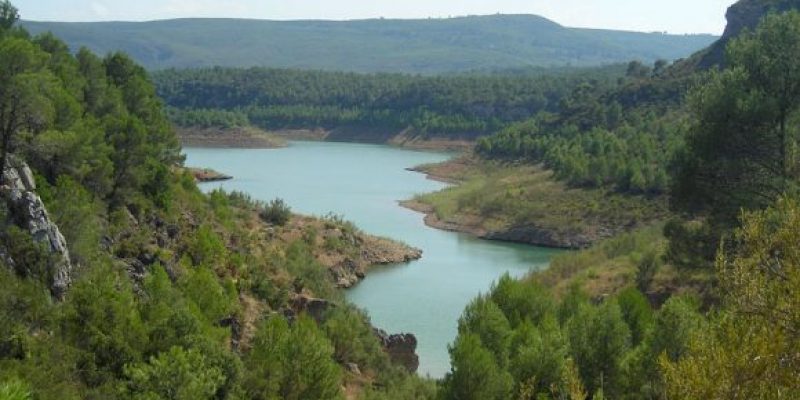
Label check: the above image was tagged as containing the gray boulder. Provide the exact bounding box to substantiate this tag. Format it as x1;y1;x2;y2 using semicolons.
1;157;73;299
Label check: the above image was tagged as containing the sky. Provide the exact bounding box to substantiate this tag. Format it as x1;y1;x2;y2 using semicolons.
16;0;736;35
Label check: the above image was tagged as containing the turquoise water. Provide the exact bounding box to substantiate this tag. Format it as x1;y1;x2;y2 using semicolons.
184;141;561;377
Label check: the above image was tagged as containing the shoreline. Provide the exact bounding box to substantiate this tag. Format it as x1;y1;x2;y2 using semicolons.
270;128;476;152
178;126;287;148
399;198;583;250
178;124;474;152
274;215;423;289
186;167;233;183
399;156;655;250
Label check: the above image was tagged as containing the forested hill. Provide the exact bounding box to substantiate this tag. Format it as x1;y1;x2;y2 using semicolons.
152;65;627;138
21;15;716;73
0;3;437;398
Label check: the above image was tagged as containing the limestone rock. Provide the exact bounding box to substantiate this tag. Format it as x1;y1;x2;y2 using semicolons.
1;157;73;299
330;258;362;288
345;362;362;376
331;236;422;289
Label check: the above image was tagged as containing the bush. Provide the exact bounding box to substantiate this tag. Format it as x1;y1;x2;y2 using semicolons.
458;296;513;368
635;248;661;292
567;301;631;397
0;379;32;400
2;225;54;285
441;333;513;400
322;306;388;372
616;287;654;346
244;316;342;400
123;346;225;400
186;225;227;268
490;274;555;327
259;198;291;226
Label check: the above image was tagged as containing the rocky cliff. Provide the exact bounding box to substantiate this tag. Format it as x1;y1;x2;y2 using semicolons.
697;0;800;68
1;156;73;299
374;329;420;373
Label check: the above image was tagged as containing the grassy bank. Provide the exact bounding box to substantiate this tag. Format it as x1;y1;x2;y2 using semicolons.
406;156;669;249
530;223;713;302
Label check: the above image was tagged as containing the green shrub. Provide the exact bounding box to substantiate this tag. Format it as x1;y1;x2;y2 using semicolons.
259;198;292;226
2;226;54;285
0;379;32;400
567;301;631;397
187;225;227;268
244;316;342;400
616;287;654;346
458;296;513;369
322;306;388;372
635;247;661;292
440;333;513;400
123;346;225;400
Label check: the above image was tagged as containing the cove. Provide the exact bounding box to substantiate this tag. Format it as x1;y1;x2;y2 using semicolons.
184;141;561;377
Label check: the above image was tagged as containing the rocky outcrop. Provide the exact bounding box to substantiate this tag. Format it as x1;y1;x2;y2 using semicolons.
331;237;423;288
1;156;73;299
287;294;336;322
698;0;800;68
330;258;365;288
188;167;233;183
287;293;420;373
374;329;419;373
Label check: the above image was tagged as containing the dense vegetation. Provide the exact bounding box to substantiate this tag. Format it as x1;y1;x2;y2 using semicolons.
3;0;800;399
474;58;696;194
441;9;800;399
0;4;432;399
22;16;716;73
667;10;800;268
153;66;625;137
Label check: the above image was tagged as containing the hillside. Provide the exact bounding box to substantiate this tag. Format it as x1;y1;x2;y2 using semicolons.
21;15;716;73
0;8;433;399
435;3;800;398
152;65;626;145
674;0;800;70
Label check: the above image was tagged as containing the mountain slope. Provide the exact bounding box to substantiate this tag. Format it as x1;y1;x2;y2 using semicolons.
21;15;717;73
675;0;800;70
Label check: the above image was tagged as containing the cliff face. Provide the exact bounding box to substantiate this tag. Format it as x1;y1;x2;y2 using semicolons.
698;0;800;68
374;329;420;373
1;157;73;299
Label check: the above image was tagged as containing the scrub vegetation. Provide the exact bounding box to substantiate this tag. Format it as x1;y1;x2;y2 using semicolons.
2;0;800;399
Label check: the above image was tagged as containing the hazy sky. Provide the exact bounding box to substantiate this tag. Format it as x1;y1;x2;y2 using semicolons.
17;0;735;34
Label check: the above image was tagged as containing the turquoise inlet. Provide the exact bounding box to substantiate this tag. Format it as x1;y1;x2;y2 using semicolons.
184;141;560;377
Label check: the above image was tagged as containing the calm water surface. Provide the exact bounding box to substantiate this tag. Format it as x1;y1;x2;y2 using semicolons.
184;141;561;377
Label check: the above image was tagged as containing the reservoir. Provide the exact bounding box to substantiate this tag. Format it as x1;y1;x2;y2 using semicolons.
184;141;560;377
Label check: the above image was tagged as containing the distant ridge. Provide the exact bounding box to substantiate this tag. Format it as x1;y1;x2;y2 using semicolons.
22;14;717;73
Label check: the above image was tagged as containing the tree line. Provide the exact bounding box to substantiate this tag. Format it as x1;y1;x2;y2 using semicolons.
152;65;624;136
